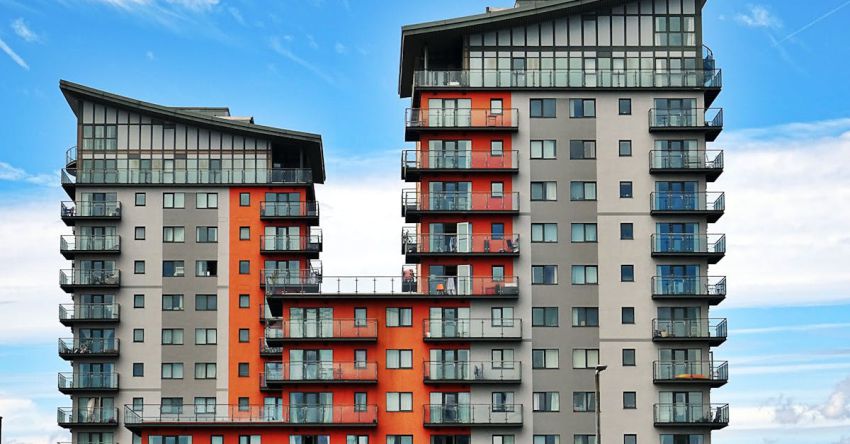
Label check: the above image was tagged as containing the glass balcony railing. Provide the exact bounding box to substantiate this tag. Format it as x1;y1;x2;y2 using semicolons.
405;108;518;130
652;276;727;299
424;361;521;383
403;231;520;256
123;404;378;427
261;362;378;385
402;190;520;214
62;167;312;186
65;145;77;167
649;150;724;174
654;403;729;428
413;69;722;90
264;319;378;341
653;361;729;385
265;274;519;297
57;407;119;427
402;150;519;173
60;201;122;220
60;235;121;255
58;372;119;391
649;108;723;130
651;192;725;217
58;337;119;357
423;318;522;341
260;201;320;219
651;234;726;259
424;404;523;426
60;269;120;288
652;318;728;343
259;340;283;357
260;234;322;254
59;303;120;323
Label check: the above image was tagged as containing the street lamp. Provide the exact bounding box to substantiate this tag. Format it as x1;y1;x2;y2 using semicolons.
595;364;608;444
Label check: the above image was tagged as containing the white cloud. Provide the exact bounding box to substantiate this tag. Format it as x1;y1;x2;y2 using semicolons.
145;49;155;60
735;4;782;29
269;36;336;86
0;395;67;444
227;6;245;26
0;161;56;185
165;0;218;11
334;42;347;54
0;36;29;70
11;17;40;42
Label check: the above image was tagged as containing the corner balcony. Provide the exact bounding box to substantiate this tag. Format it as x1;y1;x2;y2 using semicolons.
59;303;120;326
423;318;522;342
402;190;519;222
259;340;283;358
404;108;518;141
65;145;77;169
264;318;378;345
424;404;523;427
651;234;726;264
260;201;320;223
260;362;378;388
123;404;378;431
60;235;121;259
58;372;119;394
260;233;322;258
60;201;122;225
260;263;322;292
62;167;313;187
265;274;519;300
58;338;119;360
402;230;519;263
652;318;728;346
651;276;727;305
649;150;724;182
59;269;120;292
653;361;729;388
649;108;723;141
424;361;521;384
651;192;725;222
654;403;729;429
401;149;519;181
57;407;119;428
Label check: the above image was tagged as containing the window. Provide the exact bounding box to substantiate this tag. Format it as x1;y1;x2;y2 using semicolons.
162;329;184;345
239;436;261;444
239;260;250;275
239;329;250;343
194;363;216;379
620;181;633;198
571;266;598;285
161;397;184;414
163;227;185;243
569;99;596;118
531;181;557;201
132;397;144;412
572;349;600;369
533;392;560;412
531;140;556;159
386;392;413;412
162;363;184;379
196;227;218;243
530;98;556;118
135;226;146;240
571;224;597;243
387;307;412;327
193;294;217;311
492;223;505;242
347;436;369;444
624;435;637;444
82;124;117;150
239;227;250;240
163;193;185;209
355;349;367;368
622;307;635;324
573;392;596;412
162;294;184;311
574;436;597;444
135;193;146;206
619;140;632;157
622;349;636;366
620;223;634;240
655;15;697;46
134;260;146;274
490;99;503;114
490;140;503;156
619;98;632;115
532;349;559;369
196;260;218;277
621;265;635;282
354;307;368;327
493;436;514;444
238;397;250;412
212;437;224;444
492;265;505;282
623;392;637;409
133;328;145;342
163;261;185;277
239;294;250;308
387;436;413;444
238;363;249;377
492;392;514;411
239;193;250;206
572;308;599;327
133;363;144;377
195;328;217;345
570;182;597;200
386;349;413;369
492;349;515;368
195;397;216;414
532;265;558;285
491;307;514;327
355;392;368;412
134;294;145;308
532;223;558;242
196;193;218;209
532;307;558;327
569;140;596;159
491;182;504;198
534;436;560;444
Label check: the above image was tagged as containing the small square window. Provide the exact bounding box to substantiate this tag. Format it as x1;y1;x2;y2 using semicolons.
490;99;503;114
622;349;636;366
239;294;250;308
623;392;637;409
491;182;504;198
620;181;633;198
491;140;504;156
238;362;249;377
134;294;145;308
135;226;145;240
624;434;637;444
238;397;250;412
239;227;250;240
619;140;632;157
133;362;144;377
621;265;635;282
133;328;144;342
239;260;250;274
619;98;632;115
134;260;145;274
622;307;635;324
239;329;250;343
239;193;250;206
135;193;146;206
620;223;634;240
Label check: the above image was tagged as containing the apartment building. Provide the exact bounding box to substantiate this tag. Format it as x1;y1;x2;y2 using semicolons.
57;1;727;444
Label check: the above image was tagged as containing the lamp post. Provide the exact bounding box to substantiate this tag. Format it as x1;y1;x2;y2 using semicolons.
595;364;608;444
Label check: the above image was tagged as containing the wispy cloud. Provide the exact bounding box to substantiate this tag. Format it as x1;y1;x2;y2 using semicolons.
227;6;245;26
734;323;850;335
11;18;41;42
145;49;155;60
735;4;783;29
334;42;347;54
164;0;218;11
306;33;319;49
0;37;29;70
774;0;850;45
269;36;336;86
0;161;56;185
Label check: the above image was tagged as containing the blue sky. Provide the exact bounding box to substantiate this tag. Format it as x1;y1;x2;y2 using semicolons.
1;0;850;443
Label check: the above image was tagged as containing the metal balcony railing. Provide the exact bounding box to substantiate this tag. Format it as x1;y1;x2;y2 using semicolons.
58;372;119;390
405;108;518;129
651;234;726;256
403;231;520;256
59;303;120;323
654;403;729;427
402;190;520;213
649;108;723;130
62;167;313;186
651;276;727;298
649;150;724;172
402;149;519;171
651;192;725;214
260;201;320;219
424;361;521;383
58;337;119;356
423;318;522;340
261;362;378;384
259;340;283;357
57;407;119;426
264;318;378;341
59;269;120;287
123;404;378;427
653;361;729;385
60;235;121;254
264;274;519;297
424;404;523;426
652;318;728;342
60;201;122;219
260;233;323;253
412;69;722;89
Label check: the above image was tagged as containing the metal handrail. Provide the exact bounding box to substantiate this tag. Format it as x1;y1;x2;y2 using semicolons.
402;149;519;170
62;167;313;185
60;200;122;218
650;192;725;212
58;372;119;389
406;108;519;128
57;407;119;424
412;69;722;89
649;108;723;128
264;318;378;340
58;337;119;354
265;274;519;296
261;361;378;383
59;303;120;321
259;233;323;252
59;269;120;286
653;361;729;382
652;318;728;340
260;201;320;218
423;404;523;425
402;190;520;212
649;150;724;170
423;318;522;339
60;235;121;252
651;234;726;254
402;230;520;255
123;404;378;425
424;361;521;381
654;403;729;425
651;276;727;296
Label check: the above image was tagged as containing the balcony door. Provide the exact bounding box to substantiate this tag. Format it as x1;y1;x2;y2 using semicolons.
79;294;114;319
428;307;470;339
657;223;699;252
428;223;470;253
657;265;700;295
660;391;704;423
658;307;702;338
429;140;471;169
289;308;333;338
429;182;471;211
430;349;470;380
429;392;470;423
264;396;283;420
654;139;700;169
265;226;299;251
428;98;471;127
290;392;332;423
659;348;703;379
75;396;114;422
79;362;113;388
77;432;114;444
265;260;301;285
266;192;301;216
78;328;115;353
290;349;333;380
655;181;699;210
654;98;697;126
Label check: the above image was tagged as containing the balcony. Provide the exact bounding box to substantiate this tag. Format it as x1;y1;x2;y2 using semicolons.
123;404;378;430
649;150;724;182
424;361;521;384
261;265;323;293
651;276;727;305
651;234;726;264
59;303;120;326
260;362;378;387
61;167;313;188
424;404;523;427
651;192;725;222
401;149;519;180
652;318;728;346
402;190;519;222
58;372;119;394
60;235;121;259
65;145;77;169
57;407;119;428
404;108;518;140
648;108;723;141
58;338;119;360
402;230;519;263
60;269;120;292
260;233;322;258
60;201;122;225
260;201;320;223
264;318;378;345
653;361;729;387
265;274;519;299
654;403;729;429
259;340;283;358
423;318;522;342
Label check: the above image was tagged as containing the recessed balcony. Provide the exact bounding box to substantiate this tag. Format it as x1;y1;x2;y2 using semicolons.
649;108;723;141
654;403;729;429
260;201;320;223
60;201;121;225
424;404;523;427
60;235;121;259
649;150;724;182
652;318;728;346
402;190;519;222
651;192;725;222
402;229;519;263
401;149;519;181
264;318;378;345
404;108;518;141
259;233;322;258
62;167;313;186
651;276;727;305
653;361;729;387
123;404;378;430
59;303;120;326
59;269;120;292
424;361;521;384
58;372;119;394
260;362;378;388
423;318;522;342
264;274;519;299
58;338;119;360
651;234;726;264
57;407;119;428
